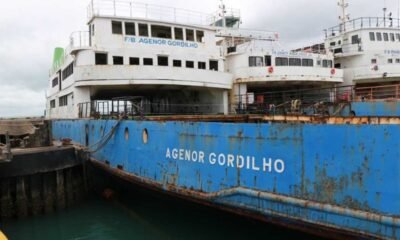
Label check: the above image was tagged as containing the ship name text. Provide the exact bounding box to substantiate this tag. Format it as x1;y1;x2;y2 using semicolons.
125;37;199;48
165;148;285;174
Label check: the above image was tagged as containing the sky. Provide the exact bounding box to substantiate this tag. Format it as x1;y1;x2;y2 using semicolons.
0;0;398;117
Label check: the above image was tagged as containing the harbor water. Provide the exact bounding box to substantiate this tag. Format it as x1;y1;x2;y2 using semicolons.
1;168;322;240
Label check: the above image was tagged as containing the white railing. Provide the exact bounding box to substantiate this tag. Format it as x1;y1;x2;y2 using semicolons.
87;0;216;26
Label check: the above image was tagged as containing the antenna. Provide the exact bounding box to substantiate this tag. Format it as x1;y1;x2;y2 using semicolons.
338;0;350;31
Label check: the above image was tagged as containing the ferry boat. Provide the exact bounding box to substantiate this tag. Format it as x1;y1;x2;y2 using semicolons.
49;0;400;239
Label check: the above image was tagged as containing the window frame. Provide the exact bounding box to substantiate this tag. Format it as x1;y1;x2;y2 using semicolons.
112;21;123;35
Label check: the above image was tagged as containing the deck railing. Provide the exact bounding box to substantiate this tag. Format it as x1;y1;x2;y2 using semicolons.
87;0;216;26
326;17;400;37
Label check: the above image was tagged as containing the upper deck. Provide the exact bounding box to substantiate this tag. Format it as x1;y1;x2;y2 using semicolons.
87;0;240;27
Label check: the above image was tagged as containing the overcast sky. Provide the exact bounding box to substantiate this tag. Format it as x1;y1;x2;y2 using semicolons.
0;0;398;117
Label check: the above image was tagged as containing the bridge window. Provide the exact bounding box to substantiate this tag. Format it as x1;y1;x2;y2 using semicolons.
198;62;206;69
265;55;272;66
186;29;194;41
396;33;400;42
275;57;289;66
196;30;204;42
369;32;375;41
322;60;333;68
175;28;184;40
158;56;169;66
129;57;140;65
139;23;149;37
50;100;56;109
302;59;314;67
151;25;172;39
59;95;68;107
383;33;389;41
249;56;263;67
186;61;194;68
371;59;377;64
143;58;153;65
377;32;382;41
112;21;123;34
113;56;124;65
351;35;359;44
173;60;182;67
62;63;74;80
396;59;400;63
289;58;301;66
95;53;108;65
125;22;136;36
52;77;58;87
210;60;218;71
388;58;393;64
391;33;395;42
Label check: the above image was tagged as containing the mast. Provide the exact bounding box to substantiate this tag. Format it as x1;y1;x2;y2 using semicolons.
338;0;350;32
219;0;227;28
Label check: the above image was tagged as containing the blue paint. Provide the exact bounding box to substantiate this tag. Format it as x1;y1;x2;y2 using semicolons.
52;119;400;239
352;101;400;116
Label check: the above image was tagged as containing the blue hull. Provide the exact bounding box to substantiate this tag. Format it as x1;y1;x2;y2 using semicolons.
52;117;400;239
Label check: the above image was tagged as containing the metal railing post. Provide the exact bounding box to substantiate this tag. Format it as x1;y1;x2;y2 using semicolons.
130;2;132;17
113;0;116;16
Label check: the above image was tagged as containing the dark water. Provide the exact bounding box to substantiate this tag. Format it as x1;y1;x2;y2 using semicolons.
1;168;323;240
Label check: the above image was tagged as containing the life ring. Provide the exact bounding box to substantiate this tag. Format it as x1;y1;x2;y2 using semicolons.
268;66;274;74
330;68;336;75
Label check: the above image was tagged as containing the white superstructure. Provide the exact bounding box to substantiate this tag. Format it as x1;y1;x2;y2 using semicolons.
46;0;343;119
325;0;400;90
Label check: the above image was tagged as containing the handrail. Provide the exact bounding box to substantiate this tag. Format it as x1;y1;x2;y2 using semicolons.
325;17;400;37
87;0;221;26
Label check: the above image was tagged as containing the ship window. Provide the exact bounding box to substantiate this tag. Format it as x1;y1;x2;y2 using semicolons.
390;33;395;42
330;42;336;46
95;53;108;65
143;58;153;65
289;58;301;66
377;32;382;41
158;56;169;66
62;63;74;80
388;58;393;64
139;23;149;37
302;59;314;67
173;60;182;67
129;57;140;65
369;32;375;41
265;56;272;66
396;33;400;41
351;35;359;44
174;28;184;40
151;25;172;39
50;100;56;109
334;63;341;69
210;60;218;71
371;59;377;64
198;62;206;69
383;33;389;41
186;61;194;68
322;60;333;68
59;95;68;107
317;60;321;66
396;59;400;63
196;30;204;43
275;57;289;66
249;56;263;67
52;77;58;87
186;29;194;41
112;21;123;34
125;22;136;36
113;56;124;65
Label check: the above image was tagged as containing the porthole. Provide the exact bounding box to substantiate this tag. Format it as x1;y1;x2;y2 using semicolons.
124;127;129;141
142;128;148;144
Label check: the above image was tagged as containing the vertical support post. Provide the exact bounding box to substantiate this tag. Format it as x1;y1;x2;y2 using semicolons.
15;177;28;218
130;2;132;17
113;0;116;16
145;4;148;18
